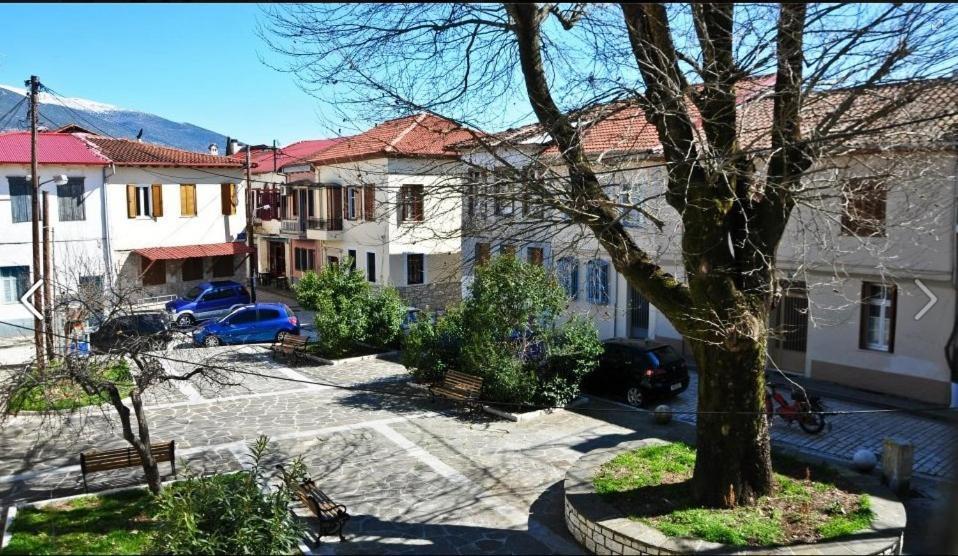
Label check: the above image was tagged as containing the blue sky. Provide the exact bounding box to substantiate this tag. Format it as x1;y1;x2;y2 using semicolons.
0;3;334;145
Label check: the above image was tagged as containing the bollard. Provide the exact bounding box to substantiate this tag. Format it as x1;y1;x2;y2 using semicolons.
881;437;914;497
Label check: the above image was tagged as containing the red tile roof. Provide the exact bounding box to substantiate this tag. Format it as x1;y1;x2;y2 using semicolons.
82;135;243;168
231;138;345;174
133;241;253;261
0;131;110;165
307;113;476;165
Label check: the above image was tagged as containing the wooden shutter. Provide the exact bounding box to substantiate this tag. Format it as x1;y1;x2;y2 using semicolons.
342;187;348;220
180;184;196;216
151;184;164;217
221;183;230;215
230;183;238;214
364;185;375;220
127;185;137;218
413;185;424;220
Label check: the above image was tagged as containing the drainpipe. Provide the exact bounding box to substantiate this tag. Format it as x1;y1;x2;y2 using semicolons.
101;163;116;284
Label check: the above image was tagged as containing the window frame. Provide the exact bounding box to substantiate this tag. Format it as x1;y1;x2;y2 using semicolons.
0;266;29;304
841;176;887;238
294;248;315;272
586;259;610;305
406;253;425;285
8;177;31;223
859;282;897;352
57;177;86;222
346;187;359;220
141;258;166;286
366;252;376;283
212;255;234;278
181;257;204;282
556;257;579;300
475;242;491;267
398;184;424;224
180;184;197;217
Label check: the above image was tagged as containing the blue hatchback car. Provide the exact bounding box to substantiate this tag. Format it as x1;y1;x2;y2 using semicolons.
165;281;251;327
192;303;300;347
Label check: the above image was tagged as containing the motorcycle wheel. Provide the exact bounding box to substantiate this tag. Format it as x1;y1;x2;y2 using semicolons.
799;411;826;434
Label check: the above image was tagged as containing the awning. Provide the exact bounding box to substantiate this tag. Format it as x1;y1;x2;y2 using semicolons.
134;242;253;261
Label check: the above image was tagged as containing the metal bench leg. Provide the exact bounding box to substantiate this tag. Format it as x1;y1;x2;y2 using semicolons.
82;472;89;493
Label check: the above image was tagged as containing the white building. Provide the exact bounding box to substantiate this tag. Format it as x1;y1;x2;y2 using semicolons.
459;79;958;406
0;130;249;338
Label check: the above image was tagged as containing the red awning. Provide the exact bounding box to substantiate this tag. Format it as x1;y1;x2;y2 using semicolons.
134;242;253;261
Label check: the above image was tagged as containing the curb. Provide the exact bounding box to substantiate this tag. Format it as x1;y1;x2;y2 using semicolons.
482;396;591;423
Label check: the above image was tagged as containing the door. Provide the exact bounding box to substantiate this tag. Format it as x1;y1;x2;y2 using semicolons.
628;285;650;339
223;308;258;343
254;307;283;342
269;241;286;277
195;288;232;319
328;187;343;223
768;281;808;373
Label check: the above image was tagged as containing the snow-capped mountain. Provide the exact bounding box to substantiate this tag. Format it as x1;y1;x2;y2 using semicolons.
0;85;229;154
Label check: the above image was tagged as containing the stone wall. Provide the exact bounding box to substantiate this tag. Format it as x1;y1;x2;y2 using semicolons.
564;439;906;555
395;281;461;311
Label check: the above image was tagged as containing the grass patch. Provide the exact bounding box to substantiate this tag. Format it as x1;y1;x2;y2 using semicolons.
1;489;157;555
7;362;131;412
593;443;874;547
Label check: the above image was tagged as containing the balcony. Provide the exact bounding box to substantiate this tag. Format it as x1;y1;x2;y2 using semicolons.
280;219;305;235
306;217;344;241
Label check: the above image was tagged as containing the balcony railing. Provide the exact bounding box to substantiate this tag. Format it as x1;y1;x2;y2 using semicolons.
307;217;344;231
281;219;305;234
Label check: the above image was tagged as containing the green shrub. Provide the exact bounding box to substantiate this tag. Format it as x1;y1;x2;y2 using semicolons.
535;316;602;406
295;260;405;357
403;306;463;383
151;436;305;555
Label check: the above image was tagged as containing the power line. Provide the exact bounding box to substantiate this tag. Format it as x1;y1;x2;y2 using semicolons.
0;97;28;131
1;318;955;418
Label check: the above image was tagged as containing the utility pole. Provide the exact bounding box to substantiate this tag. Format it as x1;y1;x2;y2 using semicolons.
42;191;55;359
27;75;44;366
245;146;257;302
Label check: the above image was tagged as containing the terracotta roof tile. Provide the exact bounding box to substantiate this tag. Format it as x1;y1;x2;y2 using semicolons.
232;138;345;174
308;113;475;165
134;241;252;260
82;135;243;168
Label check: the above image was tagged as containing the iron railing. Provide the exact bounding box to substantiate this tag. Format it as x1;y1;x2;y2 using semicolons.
307;217;344;231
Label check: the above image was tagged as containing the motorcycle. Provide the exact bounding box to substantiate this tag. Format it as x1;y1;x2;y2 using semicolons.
765;382;827;434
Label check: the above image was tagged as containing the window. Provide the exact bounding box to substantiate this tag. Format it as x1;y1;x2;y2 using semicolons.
57;178;85;221
326;256;339;267
180;184;197;217
181;257;203;281
363;184;376;220
860;282;896;352
228;308;258;325
0;266;29;304
527;246;544;266
841;177;886;237
398;184;424;223
475;242;491;266
347;249;357;271
212;255;234;277
294;248;315;272
258;308;281;321
127;184;162;218
367;252;376;282
500;243;517;258
8;177;32;223
556;257;579;299
141;258;166;286
221;183;237;215
586;259;610;305
346;187;359;220
617;184;643;228
406;253;425;285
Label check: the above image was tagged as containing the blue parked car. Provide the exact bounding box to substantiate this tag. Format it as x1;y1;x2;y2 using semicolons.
192;303;300;347
165;281;251;327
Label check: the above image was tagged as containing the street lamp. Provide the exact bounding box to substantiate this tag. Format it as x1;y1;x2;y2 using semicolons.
25;174;69;187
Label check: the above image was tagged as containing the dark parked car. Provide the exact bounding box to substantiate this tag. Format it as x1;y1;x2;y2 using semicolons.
192;303;300;347
89;312;174;353
582;338;689;407
165;281;251;327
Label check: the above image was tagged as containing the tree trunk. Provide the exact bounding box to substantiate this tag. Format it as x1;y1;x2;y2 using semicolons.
130;390;162;495
690;331;773;507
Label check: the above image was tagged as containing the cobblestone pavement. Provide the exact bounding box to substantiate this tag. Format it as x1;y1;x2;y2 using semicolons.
0;346;954;554
663;373;957;479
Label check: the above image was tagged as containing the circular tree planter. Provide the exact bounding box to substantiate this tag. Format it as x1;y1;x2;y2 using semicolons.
564;439;905;555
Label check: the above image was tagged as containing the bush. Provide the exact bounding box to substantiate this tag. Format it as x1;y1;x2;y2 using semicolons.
403;254;600;407
151;436;305;555
295;260;405;357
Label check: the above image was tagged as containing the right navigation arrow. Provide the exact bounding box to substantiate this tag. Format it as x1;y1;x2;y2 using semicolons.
19;279;43;320
914;279;937;321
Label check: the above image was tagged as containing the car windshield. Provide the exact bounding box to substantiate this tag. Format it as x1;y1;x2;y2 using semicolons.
183;286;204;301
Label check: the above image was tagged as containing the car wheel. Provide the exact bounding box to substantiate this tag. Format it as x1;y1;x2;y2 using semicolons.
176;314;195;327
203;335;221;347
625;385;645;407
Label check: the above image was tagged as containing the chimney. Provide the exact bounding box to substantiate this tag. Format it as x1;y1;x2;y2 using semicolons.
208;143;219;156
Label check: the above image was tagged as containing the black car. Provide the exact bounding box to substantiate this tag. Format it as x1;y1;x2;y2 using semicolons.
89;312;174;353
582;338;690;407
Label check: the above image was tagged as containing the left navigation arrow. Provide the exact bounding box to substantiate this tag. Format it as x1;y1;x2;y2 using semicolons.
19;279;43;320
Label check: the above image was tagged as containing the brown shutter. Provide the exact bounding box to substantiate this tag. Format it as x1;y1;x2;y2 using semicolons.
126;184;136;218
151;184;163;217
342;187;348;220
414;185;424;220
230;183;238;215
221;183;230;215
364;185;375;220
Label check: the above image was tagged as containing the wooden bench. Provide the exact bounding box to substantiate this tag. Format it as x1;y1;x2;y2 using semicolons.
270;332;310;362
430;370;483;407
277;465;349;545
79;441;176;492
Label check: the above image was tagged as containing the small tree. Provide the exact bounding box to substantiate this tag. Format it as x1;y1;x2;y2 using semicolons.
295;260;406;357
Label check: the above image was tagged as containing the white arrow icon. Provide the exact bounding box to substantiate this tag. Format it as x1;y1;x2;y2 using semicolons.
914;279;937;321
19;279;43;320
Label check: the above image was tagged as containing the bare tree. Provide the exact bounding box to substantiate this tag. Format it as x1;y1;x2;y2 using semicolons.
262;3;958;507
1;254;237;494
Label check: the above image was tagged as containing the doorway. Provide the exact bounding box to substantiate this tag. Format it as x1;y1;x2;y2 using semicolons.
768;281;808;374
268;241;287;278
628;285;650;339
